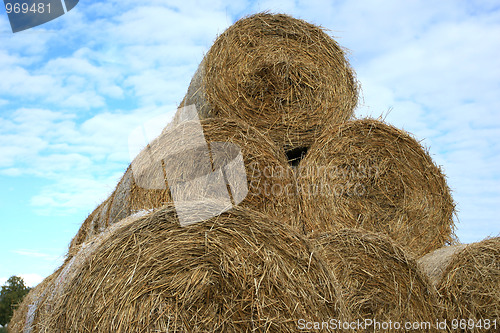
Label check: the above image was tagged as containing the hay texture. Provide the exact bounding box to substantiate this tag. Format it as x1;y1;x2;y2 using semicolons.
298;118;456;257
68;117;299;253
426;237;499;330
313;229;442;331
181;12;358;151
67;165;134;253
41;204;348;332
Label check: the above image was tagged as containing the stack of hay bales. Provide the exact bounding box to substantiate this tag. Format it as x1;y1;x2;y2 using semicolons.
68;118;300;251
66;12;358;252
10;12;499;333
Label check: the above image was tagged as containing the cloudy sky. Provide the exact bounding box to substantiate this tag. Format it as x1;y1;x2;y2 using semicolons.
0;0;499;287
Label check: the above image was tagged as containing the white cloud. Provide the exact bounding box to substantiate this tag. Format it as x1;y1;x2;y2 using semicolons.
11;249;60;261
0;103;176;215
20;273;45;287
30;173;121;215
0;274;46;288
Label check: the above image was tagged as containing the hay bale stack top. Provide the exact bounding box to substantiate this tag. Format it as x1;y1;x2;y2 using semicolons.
182;12;358;151
298;118;456;257
42;204;349;332
312;229;442;329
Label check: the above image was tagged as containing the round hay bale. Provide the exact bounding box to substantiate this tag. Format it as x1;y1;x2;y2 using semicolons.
106;165;134;225
312;229;442;330
181;12;359;151
67;197;114;256
436;237;499;328
43;204;349;332
417;244;467;287
297;118;456;257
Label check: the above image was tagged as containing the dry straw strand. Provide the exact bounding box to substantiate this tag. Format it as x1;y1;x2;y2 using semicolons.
298;118;456;257
181;12;359;151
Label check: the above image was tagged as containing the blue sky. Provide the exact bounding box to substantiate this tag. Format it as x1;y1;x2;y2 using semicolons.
0;0;499;287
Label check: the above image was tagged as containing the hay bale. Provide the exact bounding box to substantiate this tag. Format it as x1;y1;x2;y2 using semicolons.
67;200;108;256
313;229;442;330
417;244;467;287
106;165;134;225
297;118;456;257
43;204;349;332
435;237;499;329
181;12;359;151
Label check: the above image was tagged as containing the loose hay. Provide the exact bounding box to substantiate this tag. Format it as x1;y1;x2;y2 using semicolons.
67;200;108;256
181;12;359;151
43;204;349;332
297;118;456;257
313;229;442;331
435;237;499;329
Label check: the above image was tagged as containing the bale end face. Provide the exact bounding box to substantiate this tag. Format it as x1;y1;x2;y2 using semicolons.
312;228;442;329
298;118;456;257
